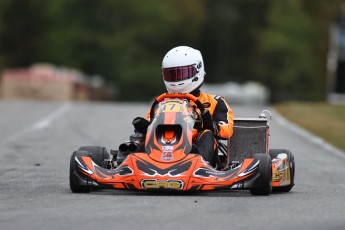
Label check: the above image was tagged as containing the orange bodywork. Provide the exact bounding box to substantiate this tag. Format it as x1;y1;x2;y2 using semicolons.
76;153;259;191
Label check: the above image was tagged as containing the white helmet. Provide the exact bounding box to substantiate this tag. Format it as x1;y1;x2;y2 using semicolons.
162;46;205;93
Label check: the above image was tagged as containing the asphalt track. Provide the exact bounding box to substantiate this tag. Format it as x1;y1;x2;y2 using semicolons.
1;100;345;230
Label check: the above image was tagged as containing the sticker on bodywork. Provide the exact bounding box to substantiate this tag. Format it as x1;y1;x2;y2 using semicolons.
161;145;174;161
141;179;184;189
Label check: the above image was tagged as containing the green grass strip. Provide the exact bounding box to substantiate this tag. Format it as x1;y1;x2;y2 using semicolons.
273;102;345;152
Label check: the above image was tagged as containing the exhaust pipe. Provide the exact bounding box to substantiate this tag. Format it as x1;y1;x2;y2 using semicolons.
119;142;138;153
117;142;138;165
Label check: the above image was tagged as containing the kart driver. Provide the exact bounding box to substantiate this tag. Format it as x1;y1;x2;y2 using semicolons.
132;46;234;167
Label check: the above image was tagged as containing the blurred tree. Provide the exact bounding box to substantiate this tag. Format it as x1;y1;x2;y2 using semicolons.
41;0;206;100
0;0;341;101
301;0;343;97
199;0;269;84
255;0;317;101
0;0;48;67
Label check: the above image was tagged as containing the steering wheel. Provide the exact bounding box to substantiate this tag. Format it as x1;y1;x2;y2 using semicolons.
149;93;205;126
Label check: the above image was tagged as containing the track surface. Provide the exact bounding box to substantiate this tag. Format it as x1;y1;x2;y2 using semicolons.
1;100;345;230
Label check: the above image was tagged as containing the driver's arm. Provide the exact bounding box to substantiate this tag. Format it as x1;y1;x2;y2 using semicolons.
212;97;234;139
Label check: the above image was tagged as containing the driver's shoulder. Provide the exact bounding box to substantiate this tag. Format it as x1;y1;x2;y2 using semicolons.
199;91;224;102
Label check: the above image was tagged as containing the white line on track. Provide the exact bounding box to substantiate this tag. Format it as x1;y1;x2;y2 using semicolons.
272;108;345;159
0;103;72;146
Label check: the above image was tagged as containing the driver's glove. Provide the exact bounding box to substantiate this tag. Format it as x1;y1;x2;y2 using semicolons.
201;110;214;133
132;117;150;134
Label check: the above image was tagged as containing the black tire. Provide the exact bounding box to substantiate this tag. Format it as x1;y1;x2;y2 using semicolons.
250;153;272;196
70;150;91;193
269;149;295;193
78;146;109;167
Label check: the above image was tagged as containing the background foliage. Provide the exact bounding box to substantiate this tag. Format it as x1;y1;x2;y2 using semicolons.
0;0;342;101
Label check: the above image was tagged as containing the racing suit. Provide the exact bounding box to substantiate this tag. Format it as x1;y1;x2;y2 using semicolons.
188;90;234;166
191;90;234;139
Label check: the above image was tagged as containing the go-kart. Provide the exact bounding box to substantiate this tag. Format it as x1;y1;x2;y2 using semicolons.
70;93;295;195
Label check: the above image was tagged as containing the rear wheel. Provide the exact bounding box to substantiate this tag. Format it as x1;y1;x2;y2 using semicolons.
69;150;91;193
250;154;272;196
269;149;295;192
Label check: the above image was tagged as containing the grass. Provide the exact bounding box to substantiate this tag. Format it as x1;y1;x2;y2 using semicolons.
273;102;345;151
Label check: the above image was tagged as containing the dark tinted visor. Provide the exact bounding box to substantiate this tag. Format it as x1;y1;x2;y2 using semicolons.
162;65;197;82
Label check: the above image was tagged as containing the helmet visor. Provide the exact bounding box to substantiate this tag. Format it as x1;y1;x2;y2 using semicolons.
162;65;197;82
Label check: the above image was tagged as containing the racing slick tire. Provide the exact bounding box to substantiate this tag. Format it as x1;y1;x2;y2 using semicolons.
250;154;272;196
78;146;110;167
70;150;92;193
269;149;295;193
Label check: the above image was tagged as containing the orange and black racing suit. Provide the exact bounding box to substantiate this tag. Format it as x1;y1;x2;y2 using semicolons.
191;90;234;139
189;90;234;166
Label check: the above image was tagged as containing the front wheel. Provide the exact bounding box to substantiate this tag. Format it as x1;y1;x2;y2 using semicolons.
250;154;272;196
78;146;110;167
70;146;109;193
70;150;91;193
